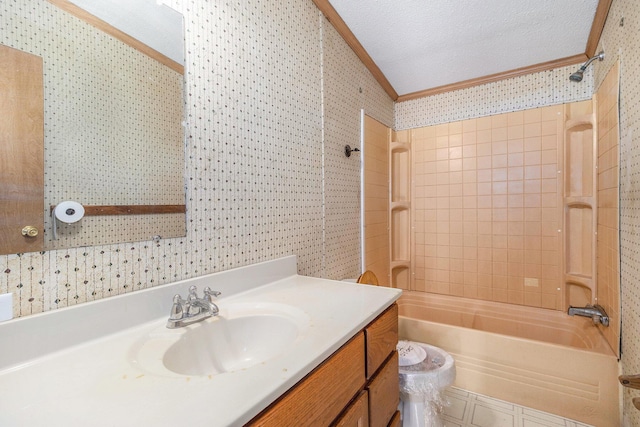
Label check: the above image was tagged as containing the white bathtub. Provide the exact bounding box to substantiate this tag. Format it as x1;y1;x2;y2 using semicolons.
398;291;620;427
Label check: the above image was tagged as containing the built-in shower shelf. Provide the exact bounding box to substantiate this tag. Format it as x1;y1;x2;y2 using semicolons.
390;130;411;290
390;260;410;268
565;114;595;131
566;197;596;208
565;273;594;283
390;202;410;211
390;263;410;290
390;141;409;152
563;101;598;308
390;205;410;261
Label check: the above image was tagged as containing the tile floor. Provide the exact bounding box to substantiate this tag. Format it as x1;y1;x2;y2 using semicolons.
440;387;593;427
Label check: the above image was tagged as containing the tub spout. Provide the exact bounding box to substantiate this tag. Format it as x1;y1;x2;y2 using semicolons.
567;304;609;327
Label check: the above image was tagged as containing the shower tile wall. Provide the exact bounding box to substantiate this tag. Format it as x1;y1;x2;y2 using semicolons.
394;43;596;310
411;106;564;309
363;115;391;286
0;1;393;318
396;0;638;422
596;62;620;357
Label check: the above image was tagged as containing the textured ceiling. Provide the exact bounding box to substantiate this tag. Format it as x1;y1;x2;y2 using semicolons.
328;0;599;96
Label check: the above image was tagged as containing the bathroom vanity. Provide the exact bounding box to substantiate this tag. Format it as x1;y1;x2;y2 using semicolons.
249;303;400;426
0;256;401;426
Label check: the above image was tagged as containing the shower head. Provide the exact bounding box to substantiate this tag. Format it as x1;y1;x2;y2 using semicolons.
569;69;585;82
569;51;605;82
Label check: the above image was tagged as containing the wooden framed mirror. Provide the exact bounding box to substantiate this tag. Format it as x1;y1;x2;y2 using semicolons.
0;0;186;255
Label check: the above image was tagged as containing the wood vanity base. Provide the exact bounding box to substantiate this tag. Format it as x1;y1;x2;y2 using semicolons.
248;304;399;427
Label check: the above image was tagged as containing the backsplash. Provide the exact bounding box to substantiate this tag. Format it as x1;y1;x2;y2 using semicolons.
0;0;393;318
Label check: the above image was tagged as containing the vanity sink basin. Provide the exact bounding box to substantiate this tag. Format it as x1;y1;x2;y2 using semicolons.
130;302;309;377
164;314;299;375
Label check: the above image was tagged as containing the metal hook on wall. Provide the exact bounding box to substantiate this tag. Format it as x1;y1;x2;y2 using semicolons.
345;145;360;157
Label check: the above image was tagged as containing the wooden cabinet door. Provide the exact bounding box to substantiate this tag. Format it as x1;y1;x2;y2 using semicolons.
368;351;399;427
0;44;44;254
249;333;365;427
333;390;369;427
365;304;398;379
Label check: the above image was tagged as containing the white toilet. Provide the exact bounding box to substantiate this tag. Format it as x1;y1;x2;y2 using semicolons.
397;340;456;427
342;274;455;425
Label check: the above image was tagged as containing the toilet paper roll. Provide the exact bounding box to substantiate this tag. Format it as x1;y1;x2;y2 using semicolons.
54;201;85;224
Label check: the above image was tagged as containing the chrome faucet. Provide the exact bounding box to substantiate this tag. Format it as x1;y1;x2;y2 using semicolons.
567;304;609;327
166;285;221;329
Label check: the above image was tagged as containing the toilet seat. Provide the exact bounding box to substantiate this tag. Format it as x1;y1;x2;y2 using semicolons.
357;270;379;286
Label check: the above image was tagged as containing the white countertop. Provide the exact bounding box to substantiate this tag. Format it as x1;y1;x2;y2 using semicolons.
0;256;401;426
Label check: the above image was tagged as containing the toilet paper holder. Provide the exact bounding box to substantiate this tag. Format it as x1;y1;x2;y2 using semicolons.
51;201;85;240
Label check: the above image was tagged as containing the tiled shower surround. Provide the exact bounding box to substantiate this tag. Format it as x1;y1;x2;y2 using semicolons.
396;1;640;424
410;106;565;310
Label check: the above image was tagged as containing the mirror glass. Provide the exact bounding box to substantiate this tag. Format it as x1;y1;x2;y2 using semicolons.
0;0;186;255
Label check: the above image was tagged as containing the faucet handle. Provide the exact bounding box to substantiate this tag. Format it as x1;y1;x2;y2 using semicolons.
169;294;185;320
186;286;202;315
188;285;198;299
203;287;221;303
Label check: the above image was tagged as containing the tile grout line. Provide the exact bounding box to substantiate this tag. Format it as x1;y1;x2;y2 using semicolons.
439;387;594;427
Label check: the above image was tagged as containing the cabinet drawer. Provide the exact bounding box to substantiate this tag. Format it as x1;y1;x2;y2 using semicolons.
368;351;399;427
365;304;398;379
333;390;369;427
248;332;365;427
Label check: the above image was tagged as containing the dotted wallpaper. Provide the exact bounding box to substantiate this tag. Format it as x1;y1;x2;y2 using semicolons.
322;17;394;281
0;0;394;319
0;0;186;249
395;65;593;130
595;0;640;425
